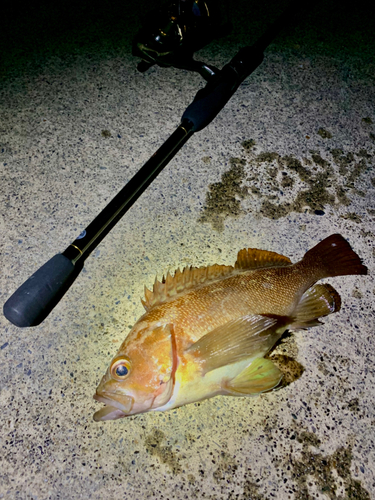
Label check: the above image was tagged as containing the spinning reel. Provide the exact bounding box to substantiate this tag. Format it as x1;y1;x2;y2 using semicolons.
132;0;231;80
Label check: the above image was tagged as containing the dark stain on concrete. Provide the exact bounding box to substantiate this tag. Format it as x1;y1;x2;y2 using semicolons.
290;432;371;500
318;128;332;139
198;158;248;231
242;407;371;499
271;354;305;387
352;287;363;299
241;139;257;152
144;429;181;474
212;450;238;483
362;117;373;124
331;149;355;175
340;212;363;223
254;151;350;219
198;145;372;228
280;172;295;189
187;473;195;484
242;479;265;500
101;129;111;138
266;332;305;387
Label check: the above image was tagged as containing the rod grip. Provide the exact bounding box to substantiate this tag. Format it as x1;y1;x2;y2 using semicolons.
3;254;83;327
182;46;264;132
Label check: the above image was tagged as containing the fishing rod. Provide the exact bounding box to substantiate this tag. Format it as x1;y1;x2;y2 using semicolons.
3;0;301;327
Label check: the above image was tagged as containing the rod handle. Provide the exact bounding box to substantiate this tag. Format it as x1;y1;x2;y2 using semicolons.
3;254;83;327
182;46;264;132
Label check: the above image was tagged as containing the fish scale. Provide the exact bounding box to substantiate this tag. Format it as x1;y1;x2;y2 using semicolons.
147;267;308;336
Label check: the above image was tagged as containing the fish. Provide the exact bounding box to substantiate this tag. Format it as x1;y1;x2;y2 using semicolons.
93;234;367;421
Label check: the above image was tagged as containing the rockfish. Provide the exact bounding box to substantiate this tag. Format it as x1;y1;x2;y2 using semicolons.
93;234;367;421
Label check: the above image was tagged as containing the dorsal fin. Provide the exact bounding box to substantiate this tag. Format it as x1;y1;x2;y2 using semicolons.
141;264;234;311
235;248;292;270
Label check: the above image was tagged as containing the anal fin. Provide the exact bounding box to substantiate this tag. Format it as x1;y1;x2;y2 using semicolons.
224;358;283;395
290;283;341;330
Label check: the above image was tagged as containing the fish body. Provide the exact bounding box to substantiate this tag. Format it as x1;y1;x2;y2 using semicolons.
94;234;367;421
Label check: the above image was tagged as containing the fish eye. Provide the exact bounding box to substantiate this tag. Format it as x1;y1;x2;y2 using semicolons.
110;357;131;381
116;364;128;377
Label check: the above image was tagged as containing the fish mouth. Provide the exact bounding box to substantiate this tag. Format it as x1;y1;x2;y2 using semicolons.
93;393;134;421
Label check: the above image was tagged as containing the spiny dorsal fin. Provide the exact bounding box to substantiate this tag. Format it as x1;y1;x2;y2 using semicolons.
141;264;234;311
235;248;292;270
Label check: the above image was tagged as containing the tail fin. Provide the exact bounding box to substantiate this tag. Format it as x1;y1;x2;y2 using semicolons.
303;234;367;278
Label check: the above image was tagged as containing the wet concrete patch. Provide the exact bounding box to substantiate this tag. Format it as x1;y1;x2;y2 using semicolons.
267;333;305;388
318;128;332;139
198;158;248;231
144;429;182;474
198;144;373;228
289;434;371;500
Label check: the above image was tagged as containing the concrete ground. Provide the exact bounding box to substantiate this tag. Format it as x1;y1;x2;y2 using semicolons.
1;0;374;498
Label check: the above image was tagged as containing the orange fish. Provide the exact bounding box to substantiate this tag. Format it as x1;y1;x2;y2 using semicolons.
93;234;367;421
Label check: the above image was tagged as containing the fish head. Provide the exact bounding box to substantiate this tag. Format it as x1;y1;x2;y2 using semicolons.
93;323;176;421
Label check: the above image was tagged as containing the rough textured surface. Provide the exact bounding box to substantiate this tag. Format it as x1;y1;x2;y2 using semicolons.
1;0;374;498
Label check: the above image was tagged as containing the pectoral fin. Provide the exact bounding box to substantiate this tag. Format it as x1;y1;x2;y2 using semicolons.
224;358;283;395
186;315;283;374
290;283;341;330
